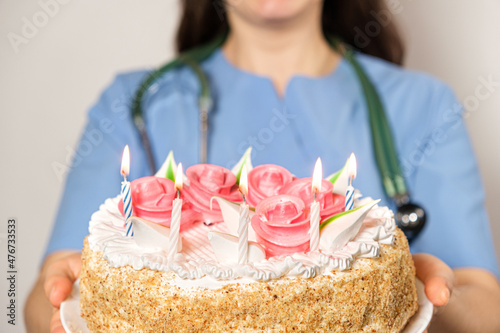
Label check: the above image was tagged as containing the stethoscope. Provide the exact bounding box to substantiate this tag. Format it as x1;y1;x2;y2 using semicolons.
130;33;427;243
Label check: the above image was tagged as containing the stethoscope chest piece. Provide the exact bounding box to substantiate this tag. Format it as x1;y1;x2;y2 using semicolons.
395;201;426;244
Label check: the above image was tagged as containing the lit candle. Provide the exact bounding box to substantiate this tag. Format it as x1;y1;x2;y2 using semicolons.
121;145;134;237
168;163;183;260
310;158;322;252
345;153;357;211
238;165;250;265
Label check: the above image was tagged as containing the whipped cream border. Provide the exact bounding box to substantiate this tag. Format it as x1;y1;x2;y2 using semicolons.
88;194;395;288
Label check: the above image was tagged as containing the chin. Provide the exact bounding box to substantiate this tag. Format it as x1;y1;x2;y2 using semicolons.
227;0;322;24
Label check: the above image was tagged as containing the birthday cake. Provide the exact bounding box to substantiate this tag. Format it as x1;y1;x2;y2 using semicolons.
80;150;418;332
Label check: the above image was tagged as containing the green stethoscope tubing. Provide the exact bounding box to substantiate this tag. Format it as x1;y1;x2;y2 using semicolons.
131;33;225;173
131;33;408;200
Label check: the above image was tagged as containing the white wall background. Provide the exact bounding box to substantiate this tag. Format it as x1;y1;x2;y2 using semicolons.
0;1;498;332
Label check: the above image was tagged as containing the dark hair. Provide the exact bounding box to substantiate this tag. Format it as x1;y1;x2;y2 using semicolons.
176;0;404;65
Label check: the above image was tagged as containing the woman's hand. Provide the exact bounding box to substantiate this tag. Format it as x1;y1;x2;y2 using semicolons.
413;253;454;307
413;253;453;333
45;251;82;333
413;253;500;333
25;251;82;333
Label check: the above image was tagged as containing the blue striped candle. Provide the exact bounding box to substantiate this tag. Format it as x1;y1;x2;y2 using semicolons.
345;185;354;211
121;145;134;237
122;180;133;236
344;153;357;211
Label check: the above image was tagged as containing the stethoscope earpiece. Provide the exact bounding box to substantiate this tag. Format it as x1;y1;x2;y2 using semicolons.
394;195;426;244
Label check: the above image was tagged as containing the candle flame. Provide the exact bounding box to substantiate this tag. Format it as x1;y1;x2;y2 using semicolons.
121;145;130;176
239;165;248;196
348;153;357;180
175;163;183;191
312;157;323;194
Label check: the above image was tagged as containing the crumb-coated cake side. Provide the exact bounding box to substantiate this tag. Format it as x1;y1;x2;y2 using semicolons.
80;228;418;333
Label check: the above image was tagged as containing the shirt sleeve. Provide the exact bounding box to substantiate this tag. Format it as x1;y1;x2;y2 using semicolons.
408;84;499;277
44;72;150;256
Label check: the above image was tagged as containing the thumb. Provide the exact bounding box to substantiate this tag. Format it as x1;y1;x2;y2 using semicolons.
50;308;67;333
413;253;454;307
43;252;82;309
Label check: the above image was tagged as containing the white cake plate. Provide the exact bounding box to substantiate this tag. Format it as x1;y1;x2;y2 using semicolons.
61;278;432;333
60;280;89;333
403;279;434;332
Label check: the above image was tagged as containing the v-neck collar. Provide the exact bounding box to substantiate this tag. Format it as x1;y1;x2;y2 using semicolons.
209;48;349;101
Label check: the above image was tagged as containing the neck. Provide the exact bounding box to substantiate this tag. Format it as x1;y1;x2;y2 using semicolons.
223;6;340;96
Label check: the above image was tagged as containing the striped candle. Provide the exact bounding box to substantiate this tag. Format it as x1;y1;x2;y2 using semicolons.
122;180;134;236
238;203;249;264
309;200;320;251
309;158;322;252
121;145;134;237
168;163;183;260
238;166;250;264
344;153;357;211
168;196;182;260
345;185;354;211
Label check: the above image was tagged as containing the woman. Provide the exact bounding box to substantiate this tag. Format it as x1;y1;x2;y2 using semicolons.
25;1;500;332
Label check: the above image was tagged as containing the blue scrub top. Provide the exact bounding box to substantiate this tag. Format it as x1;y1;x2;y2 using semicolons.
46;49;499;276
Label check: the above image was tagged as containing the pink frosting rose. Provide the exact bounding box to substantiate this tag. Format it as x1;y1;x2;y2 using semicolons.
182;164;242;224
251;195;310;257
118;176;199;229
279;178;344;221
247;164;294;207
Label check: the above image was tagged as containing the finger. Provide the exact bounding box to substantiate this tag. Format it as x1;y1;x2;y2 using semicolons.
45;275;74;309
413;253;454;307
50;309;66;333
43;253;81;308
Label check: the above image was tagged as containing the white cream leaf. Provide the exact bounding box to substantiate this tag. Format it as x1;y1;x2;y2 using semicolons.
208;231;266;264
211;196;257;242
131;216;182;252
155;151;177;179
319;200;380;253
327;156;350;195
231;147;254;182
